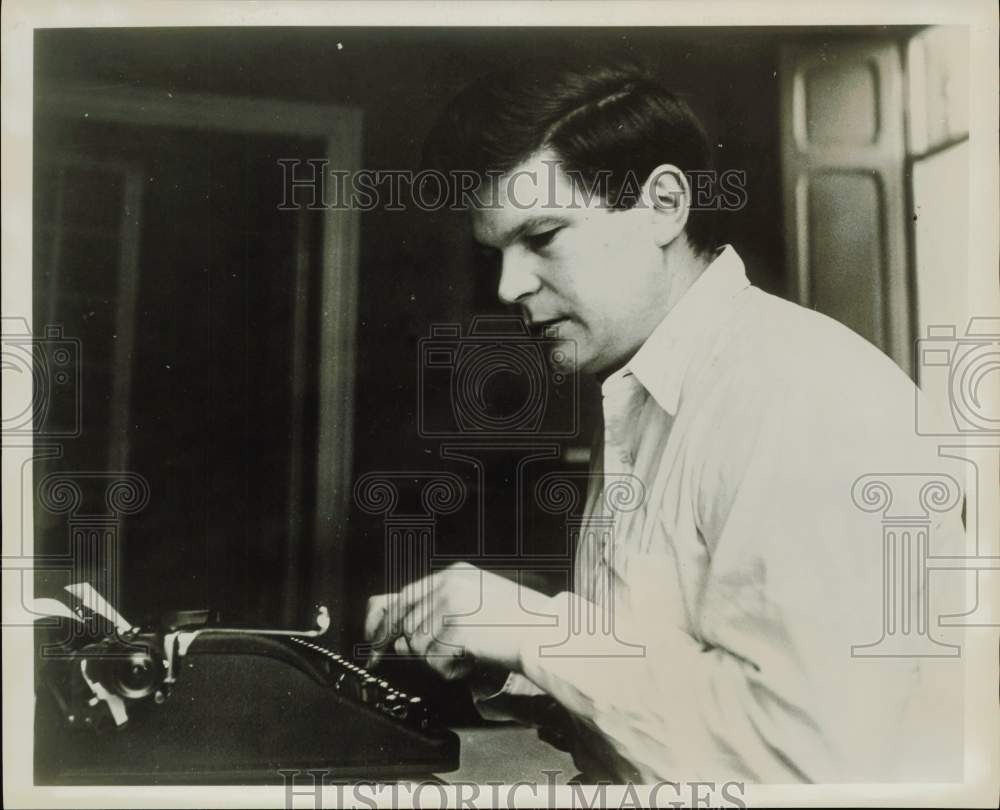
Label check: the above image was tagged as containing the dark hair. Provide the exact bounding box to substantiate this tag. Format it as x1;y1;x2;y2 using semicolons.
423;55;716;257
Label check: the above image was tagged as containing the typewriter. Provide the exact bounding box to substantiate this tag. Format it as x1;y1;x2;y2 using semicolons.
33;584;459;784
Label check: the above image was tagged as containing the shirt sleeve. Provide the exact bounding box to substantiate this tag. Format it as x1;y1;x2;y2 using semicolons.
516;355;967;783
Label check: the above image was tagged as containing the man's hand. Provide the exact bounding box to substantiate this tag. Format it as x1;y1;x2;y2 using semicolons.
364;562;552;680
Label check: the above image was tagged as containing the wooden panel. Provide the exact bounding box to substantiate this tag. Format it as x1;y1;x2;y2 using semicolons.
808;172;885;347
805;61;880;145
781;40;911;375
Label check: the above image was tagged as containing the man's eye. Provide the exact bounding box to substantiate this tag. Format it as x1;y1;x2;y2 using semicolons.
525;228;560;251
475;244;501;266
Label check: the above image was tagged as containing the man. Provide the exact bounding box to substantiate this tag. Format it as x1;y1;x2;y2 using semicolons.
365;58;965;783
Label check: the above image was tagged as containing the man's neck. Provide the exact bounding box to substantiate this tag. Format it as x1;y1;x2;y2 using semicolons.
661;243;714;314
594;242;715;384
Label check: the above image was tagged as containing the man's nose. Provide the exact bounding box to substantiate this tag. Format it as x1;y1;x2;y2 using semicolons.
497;254;541;305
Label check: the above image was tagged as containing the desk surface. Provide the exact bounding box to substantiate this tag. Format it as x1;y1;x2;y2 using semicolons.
437;724;576;784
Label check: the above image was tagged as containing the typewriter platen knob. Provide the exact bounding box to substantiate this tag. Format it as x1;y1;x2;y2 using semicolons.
115;649;161;699
84;637;165;701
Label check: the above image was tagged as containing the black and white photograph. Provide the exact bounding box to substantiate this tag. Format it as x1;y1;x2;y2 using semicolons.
2;1;998;807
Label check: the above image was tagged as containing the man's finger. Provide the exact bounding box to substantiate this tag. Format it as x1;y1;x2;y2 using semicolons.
387;572;438;648
396;572;438;617
402;593;436;641
365;578;434;665
364;593;392;641
403;595;444;658
394;634;415;657
424;636;473;680
366;593;409;672
366;593;403;655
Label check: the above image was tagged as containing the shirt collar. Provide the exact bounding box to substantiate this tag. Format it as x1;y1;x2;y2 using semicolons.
615;244;751;415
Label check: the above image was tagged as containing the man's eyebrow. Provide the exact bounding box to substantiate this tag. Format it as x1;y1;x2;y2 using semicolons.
475;216;569;250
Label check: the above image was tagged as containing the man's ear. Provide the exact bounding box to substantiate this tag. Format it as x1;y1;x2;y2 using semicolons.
643;164;690;248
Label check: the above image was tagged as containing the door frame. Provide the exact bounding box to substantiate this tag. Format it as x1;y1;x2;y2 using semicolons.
35;84;363;625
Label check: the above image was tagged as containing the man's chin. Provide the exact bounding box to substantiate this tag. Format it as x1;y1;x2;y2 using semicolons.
579;352;627;380
539;330;587;375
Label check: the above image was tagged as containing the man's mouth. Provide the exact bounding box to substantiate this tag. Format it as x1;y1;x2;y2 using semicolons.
529;316;569;335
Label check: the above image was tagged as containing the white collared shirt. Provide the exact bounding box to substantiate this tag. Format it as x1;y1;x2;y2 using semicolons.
477;246;966;783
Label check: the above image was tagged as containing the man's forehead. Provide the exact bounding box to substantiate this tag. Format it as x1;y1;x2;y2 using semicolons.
470;149;598;244
473;149;567;204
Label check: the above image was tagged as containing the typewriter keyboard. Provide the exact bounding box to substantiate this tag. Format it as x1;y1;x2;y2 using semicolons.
290;637;430;729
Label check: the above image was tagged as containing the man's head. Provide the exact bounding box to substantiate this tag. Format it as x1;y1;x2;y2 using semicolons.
424;57;717;376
